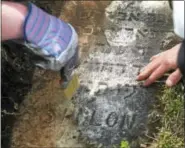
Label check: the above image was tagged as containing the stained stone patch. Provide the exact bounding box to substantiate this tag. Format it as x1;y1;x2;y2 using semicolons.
75;85;155;146
74;1;173;147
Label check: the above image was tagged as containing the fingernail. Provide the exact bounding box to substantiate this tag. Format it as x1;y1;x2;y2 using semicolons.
143;81;148;86
166;80;173;87
140;68;145;72
136;76;139;80
136;75;143;80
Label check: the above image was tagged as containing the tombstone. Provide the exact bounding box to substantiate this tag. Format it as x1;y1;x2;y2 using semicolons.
74;1;173;147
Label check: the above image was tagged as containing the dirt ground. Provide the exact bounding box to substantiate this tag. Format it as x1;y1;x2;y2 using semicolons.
2;1;111;148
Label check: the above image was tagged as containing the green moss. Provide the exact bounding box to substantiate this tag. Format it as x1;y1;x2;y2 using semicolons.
120;140;130;148
154;84;184;148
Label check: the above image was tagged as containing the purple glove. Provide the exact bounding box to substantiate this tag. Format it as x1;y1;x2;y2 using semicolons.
23;2;78;71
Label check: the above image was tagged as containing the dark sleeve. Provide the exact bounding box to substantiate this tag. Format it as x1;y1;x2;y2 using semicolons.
177;40;185;76
168;0;173;9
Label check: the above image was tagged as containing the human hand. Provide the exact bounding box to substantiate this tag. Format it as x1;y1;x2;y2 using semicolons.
2;1;28;41
24;3;78;71
137;43;182;87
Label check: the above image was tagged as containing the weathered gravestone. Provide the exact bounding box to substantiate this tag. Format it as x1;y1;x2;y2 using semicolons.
74;1;173;147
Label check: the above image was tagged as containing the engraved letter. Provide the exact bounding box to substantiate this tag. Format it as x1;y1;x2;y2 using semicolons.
106;112;118;127
89;110;101;126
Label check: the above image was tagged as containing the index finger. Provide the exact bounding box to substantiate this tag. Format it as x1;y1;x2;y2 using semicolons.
137;59;160;81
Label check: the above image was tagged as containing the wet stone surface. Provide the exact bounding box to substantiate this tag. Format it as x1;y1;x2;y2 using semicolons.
74;1;173;147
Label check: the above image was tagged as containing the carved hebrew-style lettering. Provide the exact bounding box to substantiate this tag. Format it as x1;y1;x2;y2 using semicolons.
87;97;96;104
115;47;126;55
87;62;126;74
88;109;136;130
89;110;101;126
96;82;109;95
118;12;140;21
117;12;167;24
106;112;118;127
116;86;135;100
102;46;112;54
123;27;171;38
98;82;108;90
157;14;166;23
117;12;127;21
101;65;113;73
136;28;157;39
119;114;126;129
128;12;140;21
87;63;99;71
125;27;134;31
127;114;136;129
125;114;131;129
147;13;156;23
98;82;108;88
112;65;125;76
124;2;134;10
137;29;145;38
119;113;136;130
100;46;126;55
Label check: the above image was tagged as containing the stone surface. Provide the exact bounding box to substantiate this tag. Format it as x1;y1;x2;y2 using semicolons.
74;1;173;147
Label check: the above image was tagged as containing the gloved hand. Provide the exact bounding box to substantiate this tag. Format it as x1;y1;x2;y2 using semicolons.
23;2;78;72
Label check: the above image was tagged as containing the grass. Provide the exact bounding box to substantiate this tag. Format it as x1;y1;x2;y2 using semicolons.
120;140;130;148
149;83;184;148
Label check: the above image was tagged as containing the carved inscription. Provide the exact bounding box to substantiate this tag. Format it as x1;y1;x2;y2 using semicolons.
117;12;140;21
75;1;173;146
74;85;154;146
86;62;126;75
89;110;135;129
106;112;118;127
117;12;167;24
89;110;101;126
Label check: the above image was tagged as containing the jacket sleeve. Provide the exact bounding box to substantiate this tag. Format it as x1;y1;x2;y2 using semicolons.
172;1;184;39
173;1;185;76
177;40;185;76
